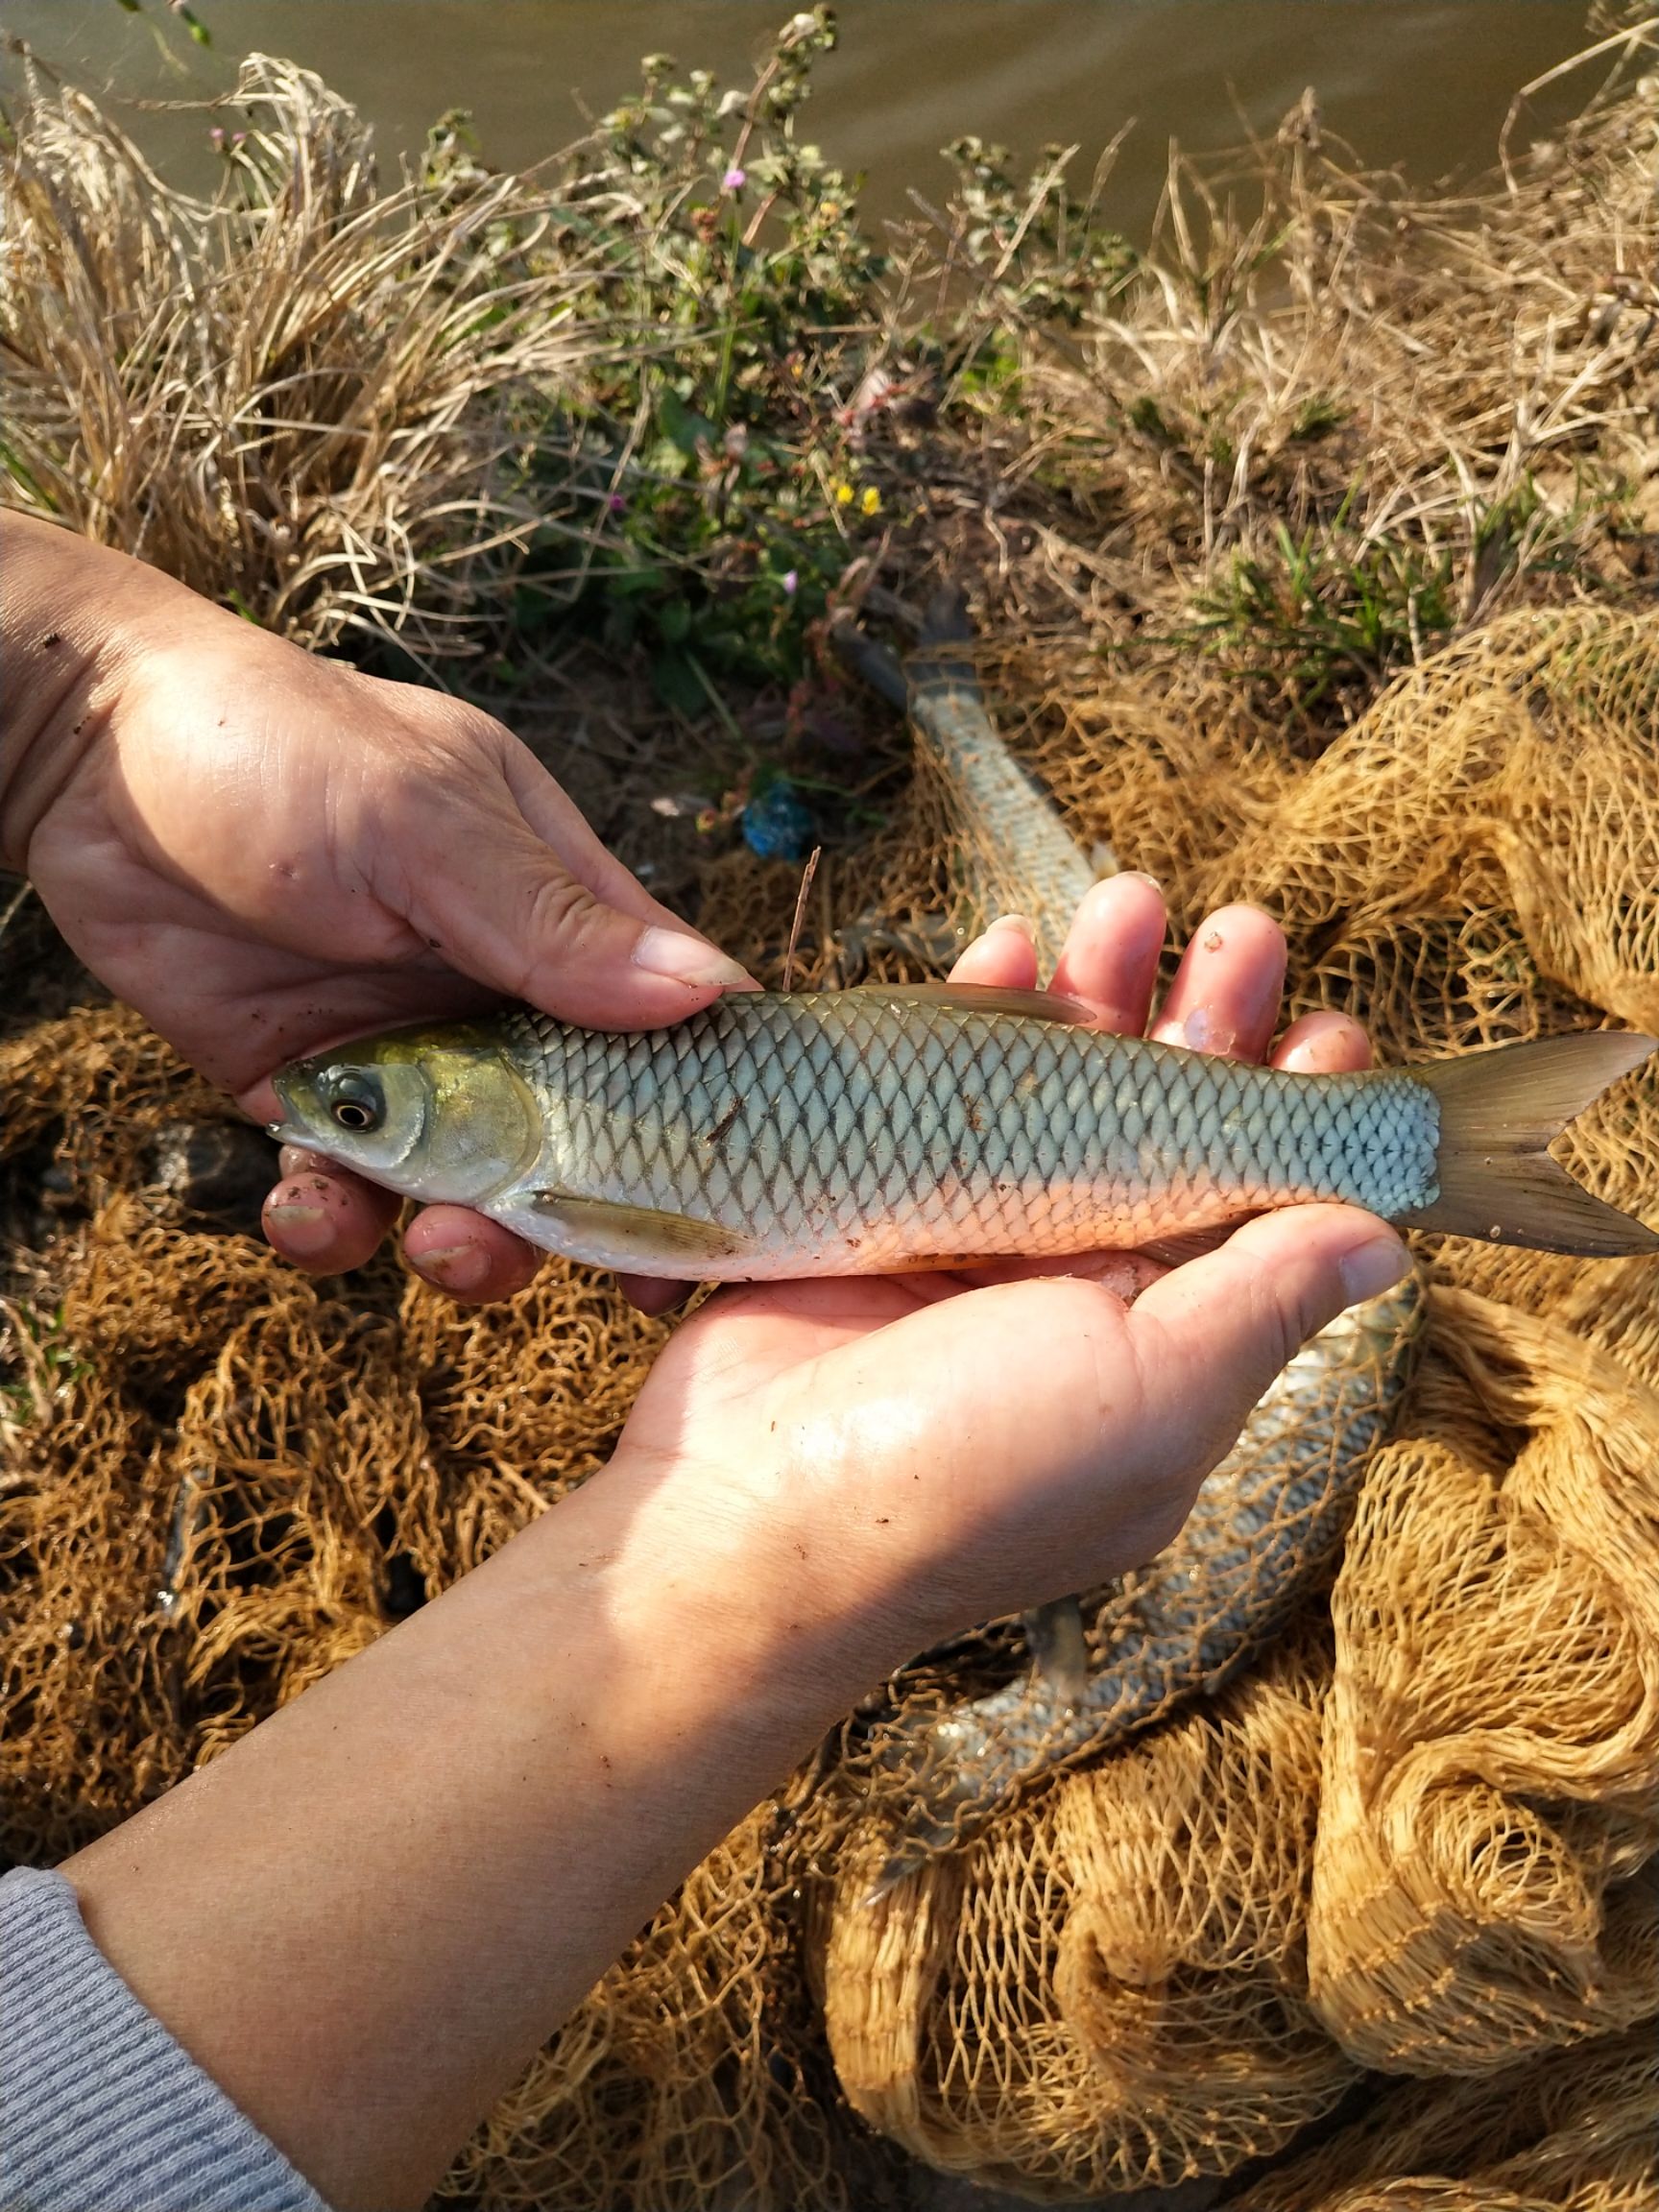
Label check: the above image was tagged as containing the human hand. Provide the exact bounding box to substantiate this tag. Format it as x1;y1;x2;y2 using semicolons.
607;875;1405;1652
2;517;753;1299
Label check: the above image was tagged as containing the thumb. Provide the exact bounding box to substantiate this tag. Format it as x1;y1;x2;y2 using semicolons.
409;808;754;1030
1127;1204;1410;1452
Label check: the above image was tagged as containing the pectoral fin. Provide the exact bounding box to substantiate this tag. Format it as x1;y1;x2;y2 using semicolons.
526;1191;753;1269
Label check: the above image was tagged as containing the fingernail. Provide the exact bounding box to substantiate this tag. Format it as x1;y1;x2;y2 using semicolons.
277;1143;326;1177
986;914;1034;938
1085;873;1153;909
1339;1234;1410;1306
264;1201;333;1257
633;927;755;992
416;1241;491;1293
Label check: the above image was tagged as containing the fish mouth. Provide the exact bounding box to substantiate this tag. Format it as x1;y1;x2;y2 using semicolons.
265;1068;314;1152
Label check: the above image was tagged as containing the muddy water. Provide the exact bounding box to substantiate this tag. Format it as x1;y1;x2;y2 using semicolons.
2;0;1600;237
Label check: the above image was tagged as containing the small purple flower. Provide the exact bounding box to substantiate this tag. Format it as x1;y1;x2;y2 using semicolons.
781;569;799;596
722;165;747;192
606;492;626;515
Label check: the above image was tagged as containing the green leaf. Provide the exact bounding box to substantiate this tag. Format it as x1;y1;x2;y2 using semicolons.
607;564;668;598
658;386;717;457
651;648;709;717
655;596;692;643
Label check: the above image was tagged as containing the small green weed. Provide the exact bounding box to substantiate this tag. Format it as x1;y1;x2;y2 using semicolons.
0;1296;91;1444
1189;512;1457;713
493;11;890;701
112;0;211;47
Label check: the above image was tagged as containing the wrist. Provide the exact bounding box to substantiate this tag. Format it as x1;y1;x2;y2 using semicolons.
548;1439;904;1734
0;515;222;872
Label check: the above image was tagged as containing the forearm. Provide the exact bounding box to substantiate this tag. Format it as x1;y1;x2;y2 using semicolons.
60;1452;890;2212
0;513;227;870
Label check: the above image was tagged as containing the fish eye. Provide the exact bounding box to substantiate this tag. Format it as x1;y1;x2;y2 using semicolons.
325;1071;384;1134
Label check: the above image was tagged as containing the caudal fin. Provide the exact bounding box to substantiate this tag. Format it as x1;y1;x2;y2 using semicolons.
1400;1031;1659;1256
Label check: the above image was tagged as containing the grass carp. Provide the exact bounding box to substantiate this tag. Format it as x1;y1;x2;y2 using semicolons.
270;987;1659;1276
862;1267;1427;1890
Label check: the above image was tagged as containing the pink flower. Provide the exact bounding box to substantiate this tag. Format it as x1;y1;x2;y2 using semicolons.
722;165;747;192
781;569;799;595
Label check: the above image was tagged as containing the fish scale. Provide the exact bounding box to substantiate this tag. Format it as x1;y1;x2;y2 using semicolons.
501;991;1439;1278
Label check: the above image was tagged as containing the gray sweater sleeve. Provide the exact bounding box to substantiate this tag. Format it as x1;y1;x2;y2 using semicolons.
0;1865;333;2212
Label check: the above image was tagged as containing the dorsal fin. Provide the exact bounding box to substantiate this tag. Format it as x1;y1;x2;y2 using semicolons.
838;981;1096;1026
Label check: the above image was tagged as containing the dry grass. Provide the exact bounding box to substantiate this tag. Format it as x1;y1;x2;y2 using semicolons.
838;24;1659;740
0;54;611;663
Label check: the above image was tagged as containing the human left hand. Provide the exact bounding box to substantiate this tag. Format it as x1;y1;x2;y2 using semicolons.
604;874;1393;1649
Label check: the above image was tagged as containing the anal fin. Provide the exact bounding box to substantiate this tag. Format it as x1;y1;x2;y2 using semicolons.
1022;1596;1091;1708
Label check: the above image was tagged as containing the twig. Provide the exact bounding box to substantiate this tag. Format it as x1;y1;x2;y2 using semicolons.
781;846;822;993
0;879;35;947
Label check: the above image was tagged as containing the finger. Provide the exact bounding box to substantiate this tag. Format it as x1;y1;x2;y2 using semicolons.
1129;1204;1409;1394
1151;902;1286;1061
1049;874;1167;1030
414;814;753;1026
496;739;711;931
381;685;695;939
1272;1009;1372;1074
622;1277;692;1317
402;1206;543;1304
375;745;755;1030
263;1166;399;1275
948;915;1038;989
278;1143;335;1179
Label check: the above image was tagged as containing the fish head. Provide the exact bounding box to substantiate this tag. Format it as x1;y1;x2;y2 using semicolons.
270;1022;544;1207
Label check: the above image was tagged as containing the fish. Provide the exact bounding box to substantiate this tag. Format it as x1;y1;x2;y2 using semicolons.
905;591;1109;977
860;1268;1427;1892
268;987;1659;1279
831;587;1110;978
901;597;1112;1719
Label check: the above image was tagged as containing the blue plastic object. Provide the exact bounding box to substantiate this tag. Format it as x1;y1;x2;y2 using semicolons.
740;779;816;861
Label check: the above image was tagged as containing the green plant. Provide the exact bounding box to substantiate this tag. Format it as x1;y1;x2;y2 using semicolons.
112;0;210;48
940;134;1137;331
1187;503;1458;714
500;10;894;703
0;1297;90;1448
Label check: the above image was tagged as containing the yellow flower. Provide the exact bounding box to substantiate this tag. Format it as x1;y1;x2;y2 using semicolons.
833;482;854;506
860;485;881;517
